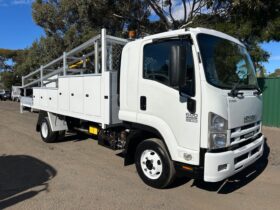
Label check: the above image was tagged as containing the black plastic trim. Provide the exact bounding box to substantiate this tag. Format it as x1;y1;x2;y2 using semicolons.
174;162;204;179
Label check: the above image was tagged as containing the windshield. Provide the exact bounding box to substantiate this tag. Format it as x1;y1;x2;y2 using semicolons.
197;34;258;89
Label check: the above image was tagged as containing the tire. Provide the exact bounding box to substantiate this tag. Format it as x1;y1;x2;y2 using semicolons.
135;138;176;189
40;117;58;143
57;130;66;141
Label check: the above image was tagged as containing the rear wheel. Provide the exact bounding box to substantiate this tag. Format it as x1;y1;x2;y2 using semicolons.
40;118;58;143
57;130;66;141
135;138;176;189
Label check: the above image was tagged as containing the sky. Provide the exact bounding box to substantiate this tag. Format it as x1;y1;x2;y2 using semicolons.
0;0;44;49
261;42;280;74
0;0;279;73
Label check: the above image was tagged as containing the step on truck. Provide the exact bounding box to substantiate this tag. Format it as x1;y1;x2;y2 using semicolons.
21;28;264;188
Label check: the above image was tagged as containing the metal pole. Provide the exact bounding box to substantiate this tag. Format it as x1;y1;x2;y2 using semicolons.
95;41;99;73
82;54;86;68
22;76;26;96
101;28;107;73
63;52;67;76
40;65;43;87
108;43;113;71
82;54;86;75
22;76;24;88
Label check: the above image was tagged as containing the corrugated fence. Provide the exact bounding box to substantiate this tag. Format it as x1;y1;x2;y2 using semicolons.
258;77;280;127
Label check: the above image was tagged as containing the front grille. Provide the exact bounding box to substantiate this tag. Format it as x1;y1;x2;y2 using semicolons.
231;122;257;133
251;146;261;156
230;133;262;151
230;121;261;145
234;153;248;164
234;144;261;165
241;122;256;130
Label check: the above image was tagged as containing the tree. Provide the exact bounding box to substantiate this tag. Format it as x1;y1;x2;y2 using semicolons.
12;0;153;78
145;0;217;30
9;0;280;84
145;0;280;74
269;68;280;78
0;71;21;89
0;49;23;88
32;0;151;38
0;56;6;72
145;0;280;41
0;49;20;72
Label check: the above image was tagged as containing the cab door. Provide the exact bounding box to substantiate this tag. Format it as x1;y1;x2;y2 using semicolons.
136;38;201;157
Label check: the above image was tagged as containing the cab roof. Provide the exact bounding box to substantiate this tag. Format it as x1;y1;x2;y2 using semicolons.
141;27;244;47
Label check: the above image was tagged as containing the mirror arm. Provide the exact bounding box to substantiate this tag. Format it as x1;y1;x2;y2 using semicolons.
179;88;196;114
179;89;190;98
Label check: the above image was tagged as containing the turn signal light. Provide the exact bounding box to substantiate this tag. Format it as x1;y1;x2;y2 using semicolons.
182;165;193;171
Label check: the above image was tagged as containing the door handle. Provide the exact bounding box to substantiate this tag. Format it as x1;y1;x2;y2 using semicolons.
140;96;146;111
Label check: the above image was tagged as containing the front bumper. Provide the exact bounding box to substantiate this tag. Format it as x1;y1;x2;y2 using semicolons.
204;134;264;182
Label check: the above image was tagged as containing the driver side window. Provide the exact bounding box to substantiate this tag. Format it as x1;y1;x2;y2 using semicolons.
143;41;171;85
143;39;195;93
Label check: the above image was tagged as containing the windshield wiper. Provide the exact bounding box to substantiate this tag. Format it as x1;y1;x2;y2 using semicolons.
228;72;251;98
228;85;243;97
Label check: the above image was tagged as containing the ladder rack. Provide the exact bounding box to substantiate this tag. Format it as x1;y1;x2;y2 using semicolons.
21;29;128;94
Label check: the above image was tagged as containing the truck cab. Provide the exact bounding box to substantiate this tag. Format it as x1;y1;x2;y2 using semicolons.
119;28;264;185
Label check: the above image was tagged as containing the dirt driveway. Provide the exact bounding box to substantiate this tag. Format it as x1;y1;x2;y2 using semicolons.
0;101;279;210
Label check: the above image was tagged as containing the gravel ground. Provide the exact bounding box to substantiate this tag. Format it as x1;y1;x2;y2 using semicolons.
0;101;279;210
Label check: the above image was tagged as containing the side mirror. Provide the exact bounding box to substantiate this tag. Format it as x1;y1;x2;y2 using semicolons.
187;97;196;114
169;45;187;87
179;93;196;114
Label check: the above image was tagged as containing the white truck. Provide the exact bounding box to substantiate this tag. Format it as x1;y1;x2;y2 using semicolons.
11;86;21;101
21;28;264;188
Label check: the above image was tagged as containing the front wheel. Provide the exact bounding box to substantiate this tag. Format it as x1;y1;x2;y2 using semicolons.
135;138;176;189
40;118;58;143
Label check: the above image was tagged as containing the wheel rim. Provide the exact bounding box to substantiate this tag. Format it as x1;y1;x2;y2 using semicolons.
41;122;48;138
140;149;163;180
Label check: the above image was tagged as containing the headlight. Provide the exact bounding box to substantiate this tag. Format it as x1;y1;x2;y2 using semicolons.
210;133;227;149
209;113;228;150
212;115;226;131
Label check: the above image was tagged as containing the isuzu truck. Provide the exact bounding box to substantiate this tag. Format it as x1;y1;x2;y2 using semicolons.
21;27;264;188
